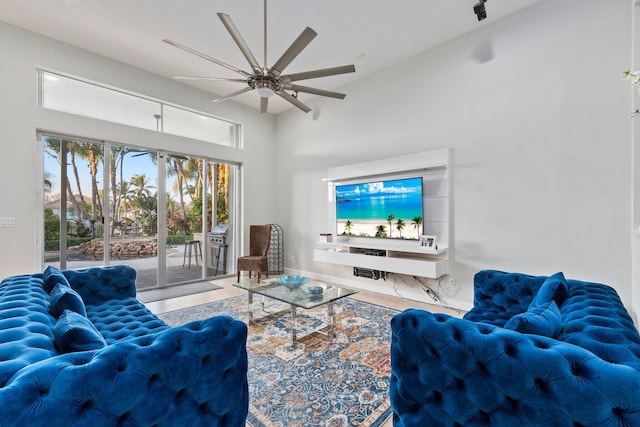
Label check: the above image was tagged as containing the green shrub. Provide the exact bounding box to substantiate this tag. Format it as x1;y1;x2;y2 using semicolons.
166;234;193;246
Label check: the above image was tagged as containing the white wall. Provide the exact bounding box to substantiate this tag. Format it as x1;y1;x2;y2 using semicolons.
275;0;633;310
632;0;640;323
0;21;277;277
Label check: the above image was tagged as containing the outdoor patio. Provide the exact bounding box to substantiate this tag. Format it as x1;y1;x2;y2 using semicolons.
46;241;229;290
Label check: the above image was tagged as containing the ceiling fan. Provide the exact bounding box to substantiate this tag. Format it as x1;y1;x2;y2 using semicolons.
163;0;356;114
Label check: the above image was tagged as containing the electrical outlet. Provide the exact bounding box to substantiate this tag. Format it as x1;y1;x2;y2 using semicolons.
0;217;15;228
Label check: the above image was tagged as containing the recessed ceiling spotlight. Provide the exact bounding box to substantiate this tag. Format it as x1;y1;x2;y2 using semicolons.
474;0;487;21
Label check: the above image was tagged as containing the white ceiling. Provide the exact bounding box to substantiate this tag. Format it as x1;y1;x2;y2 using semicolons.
0;0;541;114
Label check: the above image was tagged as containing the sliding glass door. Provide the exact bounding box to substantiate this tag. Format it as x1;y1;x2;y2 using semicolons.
43;135;105;269
42;133;237;290
164;155;237;286
108;147;159;288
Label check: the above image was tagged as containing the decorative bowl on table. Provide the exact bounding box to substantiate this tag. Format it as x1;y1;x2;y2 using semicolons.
276;275;310;290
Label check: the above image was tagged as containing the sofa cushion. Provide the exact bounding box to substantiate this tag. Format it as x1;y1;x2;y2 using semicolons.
86;298;169;344
42;265;70;293
558;280;640;370
504;300;562;338
528;272;568;309
50;283;86;318
63;265;137;305
54;309;106;353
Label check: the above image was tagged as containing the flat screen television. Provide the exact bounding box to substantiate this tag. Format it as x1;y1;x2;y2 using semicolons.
335;176;423;240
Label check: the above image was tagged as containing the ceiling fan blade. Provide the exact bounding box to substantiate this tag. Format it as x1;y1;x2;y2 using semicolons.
269;27;317;77
282;84;346;99
260;97;269;114
217;13;263;74
277;91;311;113
281;65;356;82
163;38;250;77
212;86;253;103
171;75;247;83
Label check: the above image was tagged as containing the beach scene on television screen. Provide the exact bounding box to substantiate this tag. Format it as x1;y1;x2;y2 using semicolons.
336;177;423;240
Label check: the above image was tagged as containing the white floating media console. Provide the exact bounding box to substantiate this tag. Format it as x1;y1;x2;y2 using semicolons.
314;240;449;279
315;148;451;280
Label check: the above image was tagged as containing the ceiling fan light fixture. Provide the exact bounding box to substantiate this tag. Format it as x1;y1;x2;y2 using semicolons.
256;83;275;97
256;88;274;97
254;76;280;97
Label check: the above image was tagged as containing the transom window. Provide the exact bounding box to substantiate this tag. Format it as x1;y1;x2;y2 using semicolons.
38;70;240;147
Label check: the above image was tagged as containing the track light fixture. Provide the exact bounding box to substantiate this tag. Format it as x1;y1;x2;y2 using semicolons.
474;0;487;21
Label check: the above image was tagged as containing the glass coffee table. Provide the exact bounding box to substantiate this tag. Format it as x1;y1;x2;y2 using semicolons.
233;276;358;344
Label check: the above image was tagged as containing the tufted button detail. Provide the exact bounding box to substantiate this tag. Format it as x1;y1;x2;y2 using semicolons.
533;339;549;349
73;356;92;366
503;342;517;357
612;407;624;416
569;362;584;377
478;326;492;335
534;378;549;393
82;400;93;411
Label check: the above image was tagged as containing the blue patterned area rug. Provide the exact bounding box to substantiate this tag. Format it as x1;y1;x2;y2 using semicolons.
158;295;396;427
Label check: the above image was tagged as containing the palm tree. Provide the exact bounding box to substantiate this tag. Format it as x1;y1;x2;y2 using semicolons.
168;157;189;227
115;181;134;225
412;216;423;238
386;214;395;237
216;163;230;224
343;220;353;235
110;146;129;235
67;140;90;220
78;142;104;235
44;172;54;197
130;174;154;198
44;137;85;221
396;218;406;238
188;158;203;200
375;225;387;238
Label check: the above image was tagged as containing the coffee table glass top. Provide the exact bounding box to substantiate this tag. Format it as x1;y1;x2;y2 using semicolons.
233;276;358;309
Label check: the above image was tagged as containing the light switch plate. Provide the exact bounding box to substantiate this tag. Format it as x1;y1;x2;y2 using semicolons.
0;217;16;227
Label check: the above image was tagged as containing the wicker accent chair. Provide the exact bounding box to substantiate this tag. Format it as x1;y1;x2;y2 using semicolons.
237;224;272;282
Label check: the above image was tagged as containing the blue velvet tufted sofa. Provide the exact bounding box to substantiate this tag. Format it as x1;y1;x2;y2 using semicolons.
0;265;248;427
390;270;640;427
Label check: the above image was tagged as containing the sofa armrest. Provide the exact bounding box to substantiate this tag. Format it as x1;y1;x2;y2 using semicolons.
0;315;248;427
62;265;137;304
390;309;640;427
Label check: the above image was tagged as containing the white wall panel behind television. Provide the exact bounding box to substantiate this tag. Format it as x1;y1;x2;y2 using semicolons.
326;149;450;249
